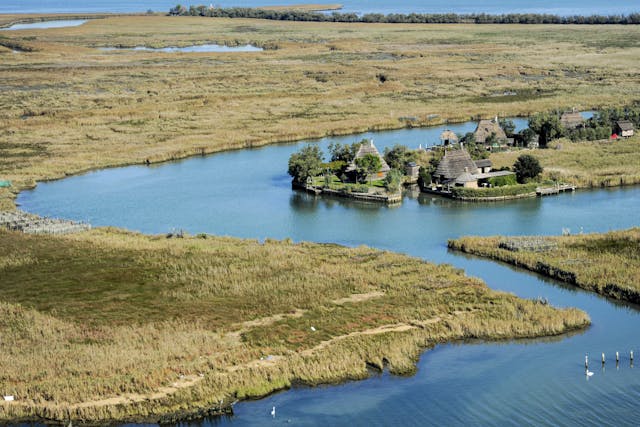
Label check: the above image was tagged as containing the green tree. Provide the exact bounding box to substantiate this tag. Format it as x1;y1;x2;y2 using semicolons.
383;144;417;171
513;154;543;183
499;118;516;137
288;145;324;184
520;128;537;146
461;132;476;144
354;154;382;184
384;169;404;193
328;140;363;163
528;112;563;147
418;166;432;187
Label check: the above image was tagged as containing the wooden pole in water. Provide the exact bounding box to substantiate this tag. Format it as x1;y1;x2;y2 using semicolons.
631;350;634;362
616;351;620;363
585;354;589;370
602;353;606;365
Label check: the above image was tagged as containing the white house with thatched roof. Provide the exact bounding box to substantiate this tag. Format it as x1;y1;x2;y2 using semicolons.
345;139;391;181
433;148;514;189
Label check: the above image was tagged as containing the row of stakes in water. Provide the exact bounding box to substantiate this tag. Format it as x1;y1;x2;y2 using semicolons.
585;351;633;375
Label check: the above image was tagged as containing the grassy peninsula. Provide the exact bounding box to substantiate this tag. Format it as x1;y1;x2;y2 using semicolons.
0;228;589;423
490;137;640;189
449;228;640;303
2;16;640;209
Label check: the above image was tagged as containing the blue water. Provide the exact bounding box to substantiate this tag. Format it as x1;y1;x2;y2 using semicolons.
101;44;263;52
0;19;88;30
18;121;640;425
2;0;639;16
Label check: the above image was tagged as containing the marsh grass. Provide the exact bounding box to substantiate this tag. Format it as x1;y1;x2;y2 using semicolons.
449;228;640;303
1;16;640;207
0;228;589;423
490;137;640;188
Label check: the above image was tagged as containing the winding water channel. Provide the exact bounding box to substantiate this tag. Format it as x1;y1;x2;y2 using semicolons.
18;121;640;426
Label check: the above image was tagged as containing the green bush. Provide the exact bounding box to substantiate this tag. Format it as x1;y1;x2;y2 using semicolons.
451;183;537;198
350;184;370;193
513;154;543;183
488;174;517;187
384;169;404;193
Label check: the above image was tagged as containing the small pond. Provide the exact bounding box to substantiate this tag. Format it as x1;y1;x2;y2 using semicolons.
1;19;88;30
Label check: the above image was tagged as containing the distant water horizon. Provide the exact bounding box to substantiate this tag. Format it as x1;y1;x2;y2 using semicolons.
2;0;639;16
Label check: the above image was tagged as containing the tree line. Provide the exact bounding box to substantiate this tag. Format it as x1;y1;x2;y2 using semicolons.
525;104;640;145
169;5;640;25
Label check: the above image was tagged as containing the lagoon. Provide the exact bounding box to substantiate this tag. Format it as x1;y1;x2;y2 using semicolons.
2;0;639;16
18;121;640;426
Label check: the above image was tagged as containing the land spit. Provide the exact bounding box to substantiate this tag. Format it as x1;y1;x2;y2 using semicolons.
0;228;590;425
449;228;640;304
0;210;90;234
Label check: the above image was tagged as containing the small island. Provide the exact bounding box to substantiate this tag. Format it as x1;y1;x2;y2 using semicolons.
288;139;418;204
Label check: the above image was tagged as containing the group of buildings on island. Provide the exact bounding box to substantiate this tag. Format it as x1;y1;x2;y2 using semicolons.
300;111;635;203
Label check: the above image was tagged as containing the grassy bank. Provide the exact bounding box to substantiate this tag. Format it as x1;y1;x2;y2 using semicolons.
449;228;640;303
490;137;640;189
0;228;589;423
2;15;640;208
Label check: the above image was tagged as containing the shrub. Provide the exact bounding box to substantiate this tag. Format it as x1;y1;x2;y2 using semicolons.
488;174;517;187
350;184;370;193
384;169;404;193
513;154;543;183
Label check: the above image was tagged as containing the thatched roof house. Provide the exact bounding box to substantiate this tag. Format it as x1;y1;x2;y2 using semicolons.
434;149;477;182
345;139;391;180
474;118;507;144
433;148;513;189
560;111;584;129
440;130;459;145
616;120;634;137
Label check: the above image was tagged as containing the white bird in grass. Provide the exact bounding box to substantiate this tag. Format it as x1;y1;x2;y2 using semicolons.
271;406;276;417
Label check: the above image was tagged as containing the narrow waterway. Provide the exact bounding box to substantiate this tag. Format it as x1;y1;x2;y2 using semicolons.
18;121;640;426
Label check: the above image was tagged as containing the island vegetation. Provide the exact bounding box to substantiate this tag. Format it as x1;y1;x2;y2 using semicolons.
0;228;589;423
490;137;640;188
287;139;416;203
449;228;640;304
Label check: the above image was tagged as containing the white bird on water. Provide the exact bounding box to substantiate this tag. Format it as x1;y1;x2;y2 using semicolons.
586;370;594;377
271;406;276;417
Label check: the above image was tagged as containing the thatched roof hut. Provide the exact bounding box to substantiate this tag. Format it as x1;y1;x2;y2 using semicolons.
440;130;459;145
560;111;584;129
345;140;390;178
474;119;507;144
434;149;477;182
